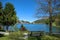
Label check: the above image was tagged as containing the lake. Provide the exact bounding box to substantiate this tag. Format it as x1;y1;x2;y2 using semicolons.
9;24;60;33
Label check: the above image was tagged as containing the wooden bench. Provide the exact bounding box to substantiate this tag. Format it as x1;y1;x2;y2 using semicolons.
29;31;45;37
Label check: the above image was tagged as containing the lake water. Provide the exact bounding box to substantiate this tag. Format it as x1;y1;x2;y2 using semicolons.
15;24;60;33
9;24;60;33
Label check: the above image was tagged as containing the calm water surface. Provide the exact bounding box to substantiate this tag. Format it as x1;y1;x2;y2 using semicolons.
15;24;60;33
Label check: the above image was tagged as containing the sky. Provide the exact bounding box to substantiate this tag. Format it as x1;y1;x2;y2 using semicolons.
1;0;38;22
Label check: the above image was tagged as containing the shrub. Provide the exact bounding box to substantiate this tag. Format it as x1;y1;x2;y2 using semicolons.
41;35;60;40
8;32;22;40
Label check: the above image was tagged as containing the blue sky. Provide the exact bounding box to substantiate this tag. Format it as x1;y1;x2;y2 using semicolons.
1;0;38;22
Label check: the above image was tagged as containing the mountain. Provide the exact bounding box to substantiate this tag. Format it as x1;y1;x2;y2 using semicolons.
32;19;46;24
18;20;30;24
32;17;49;24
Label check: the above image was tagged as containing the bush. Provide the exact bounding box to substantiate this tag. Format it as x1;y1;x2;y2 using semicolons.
8;32;22;40
0;34;4;37
8;31;28;40
28;37;37;40
41;35;60;40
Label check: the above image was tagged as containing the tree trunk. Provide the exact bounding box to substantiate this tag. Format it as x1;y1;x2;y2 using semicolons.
48;0;52;35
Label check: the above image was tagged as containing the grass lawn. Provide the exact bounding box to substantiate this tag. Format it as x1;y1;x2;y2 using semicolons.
0;37;9;40
0;31;60;40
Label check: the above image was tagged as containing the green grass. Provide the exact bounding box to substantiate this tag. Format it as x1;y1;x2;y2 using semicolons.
0;37;9;40
28;35;60;40
41;35;60;40
0;31;60;40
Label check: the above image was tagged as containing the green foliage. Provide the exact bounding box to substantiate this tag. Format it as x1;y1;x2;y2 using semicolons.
41;35;60;40
8;32;21;40
55;14;60;26
28;37;37;40
0;2;3;24
0;2;17;31
0;31;60;40
28;35;60;40
33;19;49;24
0;37;9;40
8;31;28;40
45;19;49;24
3;2;17;26
33;19;46;24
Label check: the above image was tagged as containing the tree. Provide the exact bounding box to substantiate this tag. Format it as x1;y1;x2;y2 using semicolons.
0;2;3;23
0;2;3;30
36;0;60;35
48;0;52;35
3;2;17;31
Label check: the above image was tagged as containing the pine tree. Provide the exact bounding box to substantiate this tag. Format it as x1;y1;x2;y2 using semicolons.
3;2;17;31
0;2;3;30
